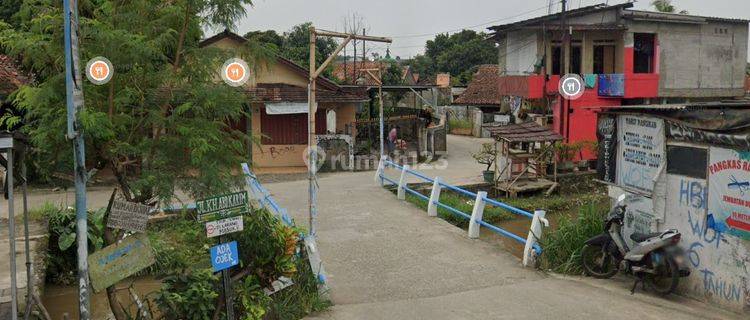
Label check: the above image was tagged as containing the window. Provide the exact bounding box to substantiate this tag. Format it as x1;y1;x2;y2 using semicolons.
633;33;655;74
666;145;707;179
260;108;327;145
550;42;581;75
593;44;616;74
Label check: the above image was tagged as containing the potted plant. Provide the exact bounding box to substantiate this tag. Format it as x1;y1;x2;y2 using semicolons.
555;142;580;172
473;143;496;183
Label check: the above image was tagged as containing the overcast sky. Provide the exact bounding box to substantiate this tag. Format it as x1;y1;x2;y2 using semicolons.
229;0;750;59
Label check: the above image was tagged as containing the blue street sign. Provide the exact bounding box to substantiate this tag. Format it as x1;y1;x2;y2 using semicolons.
210;241;239;272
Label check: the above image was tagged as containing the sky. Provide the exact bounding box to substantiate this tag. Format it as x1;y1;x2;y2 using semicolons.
228;0;750;59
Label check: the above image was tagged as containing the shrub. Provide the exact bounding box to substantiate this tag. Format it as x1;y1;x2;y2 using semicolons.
539;202;607;274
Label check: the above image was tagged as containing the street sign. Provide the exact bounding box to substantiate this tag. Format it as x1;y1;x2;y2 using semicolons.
221;58;250;87
210;241;239;272
205;216;244;238
85;56;113;85
107;199;151;233
559;74;585;100
88;233;156;292
196;191;249;222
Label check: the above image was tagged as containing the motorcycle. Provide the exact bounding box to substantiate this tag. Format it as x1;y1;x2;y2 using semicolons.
581;194;691;295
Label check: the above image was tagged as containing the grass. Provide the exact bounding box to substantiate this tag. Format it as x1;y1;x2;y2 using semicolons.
448;117;473;130
394;173;610;274
404;191;513;228
538;202;608;274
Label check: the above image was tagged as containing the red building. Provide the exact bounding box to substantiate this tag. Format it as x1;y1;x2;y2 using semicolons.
488;3;749;159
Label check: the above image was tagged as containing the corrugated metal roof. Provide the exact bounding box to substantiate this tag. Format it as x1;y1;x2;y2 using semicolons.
486;121;563;143
623;10;750;24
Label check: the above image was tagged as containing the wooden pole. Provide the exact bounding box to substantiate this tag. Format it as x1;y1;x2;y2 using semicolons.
309;26;317;235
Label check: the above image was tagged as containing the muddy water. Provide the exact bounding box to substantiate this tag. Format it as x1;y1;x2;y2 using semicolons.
42;276;163;319
483;213;568;259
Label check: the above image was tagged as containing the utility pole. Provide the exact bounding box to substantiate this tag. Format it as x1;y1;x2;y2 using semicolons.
63;0;90;319
559;0;569;141
307;27;391;237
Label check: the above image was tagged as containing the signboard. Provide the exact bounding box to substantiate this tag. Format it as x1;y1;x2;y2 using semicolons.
597;114;617;183
210;241;239;272
616;115;665;193
206;216;244;238
88;233;156;292
196;191;249;222
621;194;655;248
107;199;151;233
707;147;750;240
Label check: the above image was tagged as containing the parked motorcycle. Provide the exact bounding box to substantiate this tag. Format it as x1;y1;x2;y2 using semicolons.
581;194;691;295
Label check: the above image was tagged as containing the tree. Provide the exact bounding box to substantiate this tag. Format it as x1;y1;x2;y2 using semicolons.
651;0;689;14
381;60;403;86
0;0;267;206
405;30;496;85
248;22;338;77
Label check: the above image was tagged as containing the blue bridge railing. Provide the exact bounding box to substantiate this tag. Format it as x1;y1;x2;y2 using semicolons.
376;157;547;265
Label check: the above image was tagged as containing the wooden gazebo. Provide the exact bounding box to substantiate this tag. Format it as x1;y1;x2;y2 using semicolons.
486;122;563;197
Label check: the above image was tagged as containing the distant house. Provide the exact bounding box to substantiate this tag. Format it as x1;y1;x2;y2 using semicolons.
200;30;369;169
331;60;417;85
488;2;749;159
453;65;502;107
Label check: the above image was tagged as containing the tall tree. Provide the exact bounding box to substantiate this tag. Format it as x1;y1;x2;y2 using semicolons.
248;22;338;77
406;30;496;85
651;0;689;14
0;0;269;205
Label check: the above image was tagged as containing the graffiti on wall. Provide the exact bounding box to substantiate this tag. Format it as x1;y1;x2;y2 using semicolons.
665;175;750;310
616;115;665;193
708;147;750;240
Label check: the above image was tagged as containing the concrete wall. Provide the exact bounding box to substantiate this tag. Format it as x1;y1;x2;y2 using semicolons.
502;31;540;75
626;20;748;98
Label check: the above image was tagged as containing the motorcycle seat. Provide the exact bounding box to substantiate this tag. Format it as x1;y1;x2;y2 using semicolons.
630;232;662;243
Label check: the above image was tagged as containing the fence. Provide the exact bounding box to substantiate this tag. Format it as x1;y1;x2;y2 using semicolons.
374;156;548;267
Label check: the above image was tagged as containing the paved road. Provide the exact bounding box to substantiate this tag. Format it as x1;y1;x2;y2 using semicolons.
262;135;742;320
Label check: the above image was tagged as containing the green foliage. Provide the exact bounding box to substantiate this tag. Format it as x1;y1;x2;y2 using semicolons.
0;0;22;27
539;202;608;274
448;117;472;130
0;0;266;203
406;30;496;85
381;60;403;86
40;204;107;285
151;208;324;319
154;268;221;320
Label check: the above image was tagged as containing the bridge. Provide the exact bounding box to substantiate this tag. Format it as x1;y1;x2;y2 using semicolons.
261;135;732;320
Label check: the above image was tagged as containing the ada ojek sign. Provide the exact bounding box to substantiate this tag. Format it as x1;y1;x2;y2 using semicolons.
196;191;249;222
211;241;239;272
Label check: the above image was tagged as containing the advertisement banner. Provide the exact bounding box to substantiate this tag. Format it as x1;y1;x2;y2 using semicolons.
622;194;655;249
597;114;617;183
708;147;750;240
616;115;665;193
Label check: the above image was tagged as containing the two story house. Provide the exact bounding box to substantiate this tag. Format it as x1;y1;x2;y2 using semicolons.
489;2;749;158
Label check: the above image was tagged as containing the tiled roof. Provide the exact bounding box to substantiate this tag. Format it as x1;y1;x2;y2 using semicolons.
247;83;368;103
453;65;501;105
487;121;563;143
332;61;385;85
0;55;28;96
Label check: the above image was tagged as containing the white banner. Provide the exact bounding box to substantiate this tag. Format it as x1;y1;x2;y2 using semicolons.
616;115;665;193
266;102;309;114
708;147;750;240
205;216;244;238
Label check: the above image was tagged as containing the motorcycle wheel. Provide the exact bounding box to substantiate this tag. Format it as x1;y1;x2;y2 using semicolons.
646;254;680;295
581;243;618;278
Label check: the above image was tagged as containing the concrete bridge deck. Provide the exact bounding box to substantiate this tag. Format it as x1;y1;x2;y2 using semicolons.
262;135;741;320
